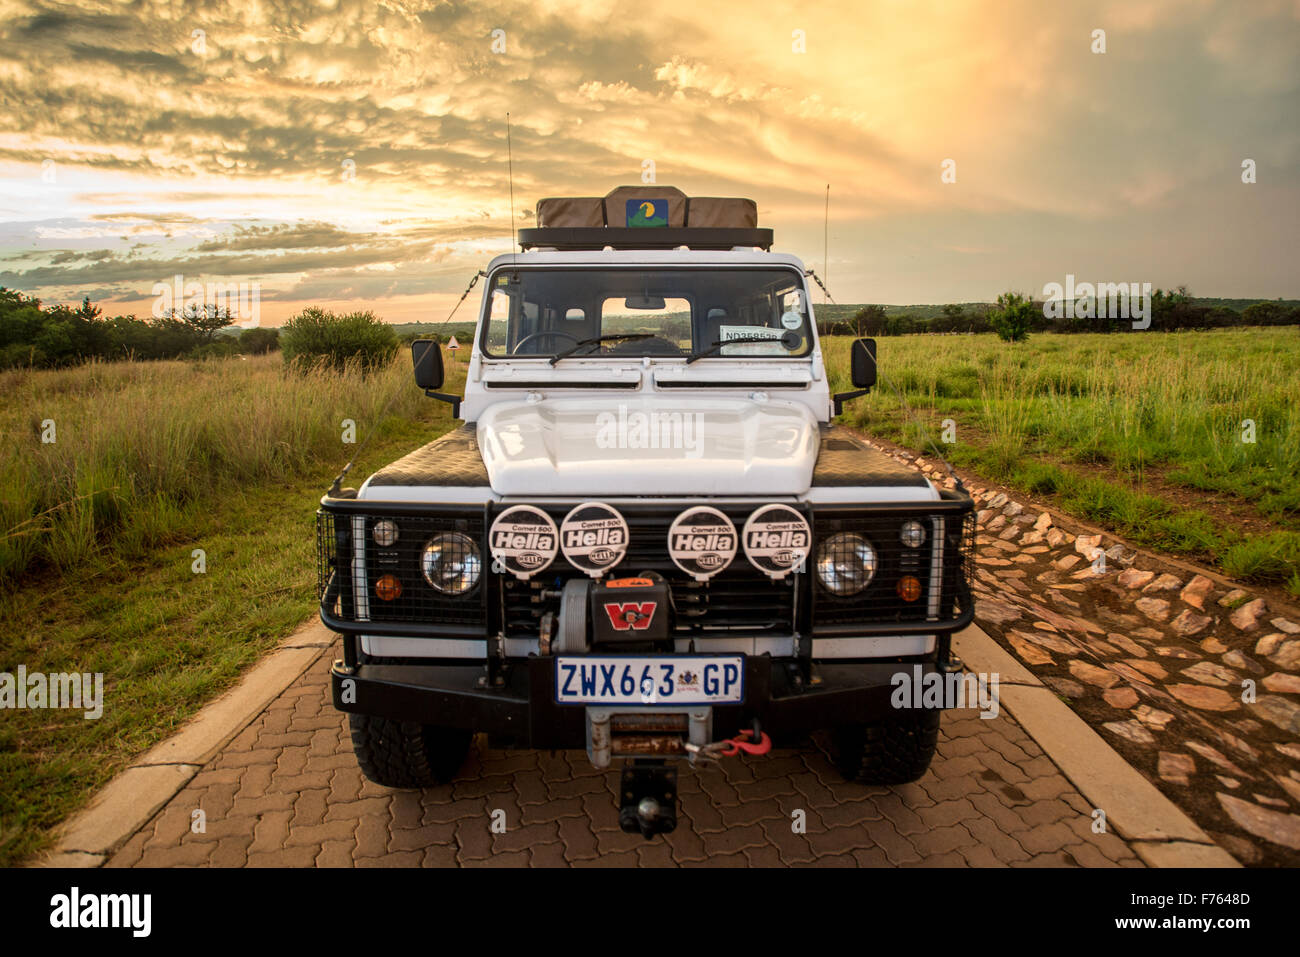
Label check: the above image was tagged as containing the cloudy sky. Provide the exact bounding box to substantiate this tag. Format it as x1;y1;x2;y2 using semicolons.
1;0;1297;325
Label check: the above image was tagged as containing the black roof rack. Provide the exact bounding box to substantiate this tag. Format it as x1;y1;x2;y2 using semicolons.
517;227;774;252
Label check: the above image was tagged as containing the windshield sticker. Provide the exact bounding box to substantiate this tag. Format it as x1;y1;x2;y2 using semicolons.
560;502;629;578
668;506;737;581
742;504;811;579
781;310;803;330
718;324;789;355
719;324;776;340
489;505;558;579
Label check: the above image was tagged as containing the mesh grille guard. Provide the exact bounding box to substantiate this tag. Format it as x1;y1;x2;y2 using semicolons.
316;493;975;642
316;500;489;638
810;492;976;636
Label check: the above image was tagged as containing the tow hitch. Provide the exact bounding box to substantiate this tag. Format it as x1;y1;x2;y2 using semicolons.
593;710;772;839
619;761;678;838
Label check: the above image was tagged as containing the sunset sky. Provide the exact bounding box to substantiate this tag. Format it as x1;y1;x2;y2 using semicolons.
1;0;1297;326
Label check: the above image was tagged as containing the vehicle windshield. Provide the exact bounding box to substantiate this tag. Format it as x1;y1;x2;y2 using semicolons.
480;267;813;359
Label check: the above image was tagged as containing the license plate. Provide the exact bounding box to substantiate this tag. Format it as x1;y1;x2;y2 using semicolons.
554;656;745;706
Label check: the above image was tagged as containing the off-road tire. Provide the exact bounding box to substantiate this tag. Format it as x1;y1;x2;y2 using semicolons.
831;710;941;785
348;714;471;789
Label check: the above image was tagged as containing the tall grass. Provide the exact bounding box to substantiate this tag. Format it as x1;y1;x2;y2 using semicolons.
0;353;426;585
0;349;460;866
824;328;1300;591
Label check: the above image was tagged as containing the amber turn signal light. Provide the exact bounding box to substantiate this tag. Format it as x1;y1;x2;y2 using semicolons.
896;575;922;602
375;574;403;601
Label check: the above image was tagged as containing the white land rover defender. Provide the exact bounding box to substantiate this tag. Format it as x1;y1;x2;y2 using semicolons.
318;186;974;837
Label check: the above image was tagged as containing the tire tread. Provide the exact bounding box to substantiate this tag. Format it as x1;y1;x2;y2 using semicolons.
833;710;941;785
348;713;470;789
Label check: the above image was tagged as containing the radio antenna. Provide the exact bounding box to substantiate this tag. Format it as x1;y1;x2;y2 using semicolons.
506;113;517;263
822;184;830;304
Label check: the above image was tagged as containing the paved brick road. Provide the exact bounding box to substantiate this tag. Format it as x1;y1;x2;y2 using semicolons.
106;641;1143;867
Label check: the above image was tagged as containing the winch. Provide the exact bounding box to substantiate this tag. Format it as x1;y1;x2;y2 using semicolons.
589;576;671;647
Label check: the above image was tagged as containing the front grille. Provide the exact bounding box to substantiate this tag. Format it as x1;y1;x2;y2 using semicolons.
317;509;487;628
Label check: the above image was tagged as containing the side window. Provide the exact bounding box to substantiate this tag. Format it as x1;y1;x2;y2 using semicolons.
565;308;585;321
485;288;511;351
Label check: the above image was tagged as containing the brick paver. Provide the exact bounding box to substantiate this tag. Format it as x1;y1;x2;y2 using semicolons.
106;641;1144;868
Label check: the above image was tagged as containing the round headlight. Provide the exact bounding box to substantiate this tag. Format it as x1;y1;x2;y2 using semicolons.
421;532;482;595
816;532;877;596
900;520;927;548
372;519;400;547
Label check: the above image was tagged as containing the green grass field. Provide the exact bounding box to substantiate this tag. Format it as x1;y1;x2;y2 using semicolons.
0;353;464;865
823;329;1300;594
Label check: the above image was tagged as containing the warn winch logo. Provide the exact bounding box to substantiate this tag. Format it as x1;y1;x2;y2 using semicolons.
603;601;657;631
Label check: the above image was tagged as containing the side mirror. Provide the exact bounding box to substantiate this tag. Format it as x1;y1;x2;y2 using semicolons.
412;339;461;418
412;339;444;390
850;337;877;389
834;338;877;416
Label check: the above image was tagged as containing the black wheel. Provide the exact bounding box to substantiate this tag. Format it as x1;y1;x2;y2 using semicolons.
831;710;941;785
348;714;471;789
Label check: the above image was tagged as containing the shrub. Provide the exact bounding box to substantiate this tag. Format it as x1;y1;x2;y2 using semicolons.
279;307;399;372
989;292;1035;343
189;339;240;360
238;327;280;354
1241;301;1289;327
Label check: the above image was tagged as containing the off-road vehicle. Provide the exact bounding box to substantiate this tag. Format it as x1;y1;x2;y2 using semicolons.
317;185;974;837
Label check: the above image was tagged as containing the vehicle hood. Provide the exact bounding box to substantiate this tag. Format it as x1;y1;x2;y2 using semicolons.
476;396;820;496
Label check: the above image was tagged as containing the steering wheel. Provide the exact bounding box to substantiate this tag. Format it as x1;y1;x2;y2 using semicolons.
511;330;579;355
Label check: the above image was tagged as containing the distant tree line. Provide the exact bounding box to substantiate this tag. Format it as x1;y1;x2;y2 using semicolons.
820;290;1300;338
6;284;1295;369
0;288;278;368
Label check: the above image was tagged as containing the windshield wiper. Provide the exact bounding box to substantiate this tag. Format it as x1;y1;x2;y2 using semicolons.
685;332;798;364
549;333;654;365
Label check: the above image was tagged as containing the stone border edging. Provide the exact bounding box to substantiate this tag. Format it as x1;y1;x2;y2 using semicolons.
953;623;1240;868
33;618;336;868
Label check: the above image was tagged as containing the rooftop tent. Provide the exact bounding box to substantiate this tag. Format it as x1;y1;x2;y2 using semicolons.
535;196;605;228
686;197;758;228
536;186;758;229
525;186;771;250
